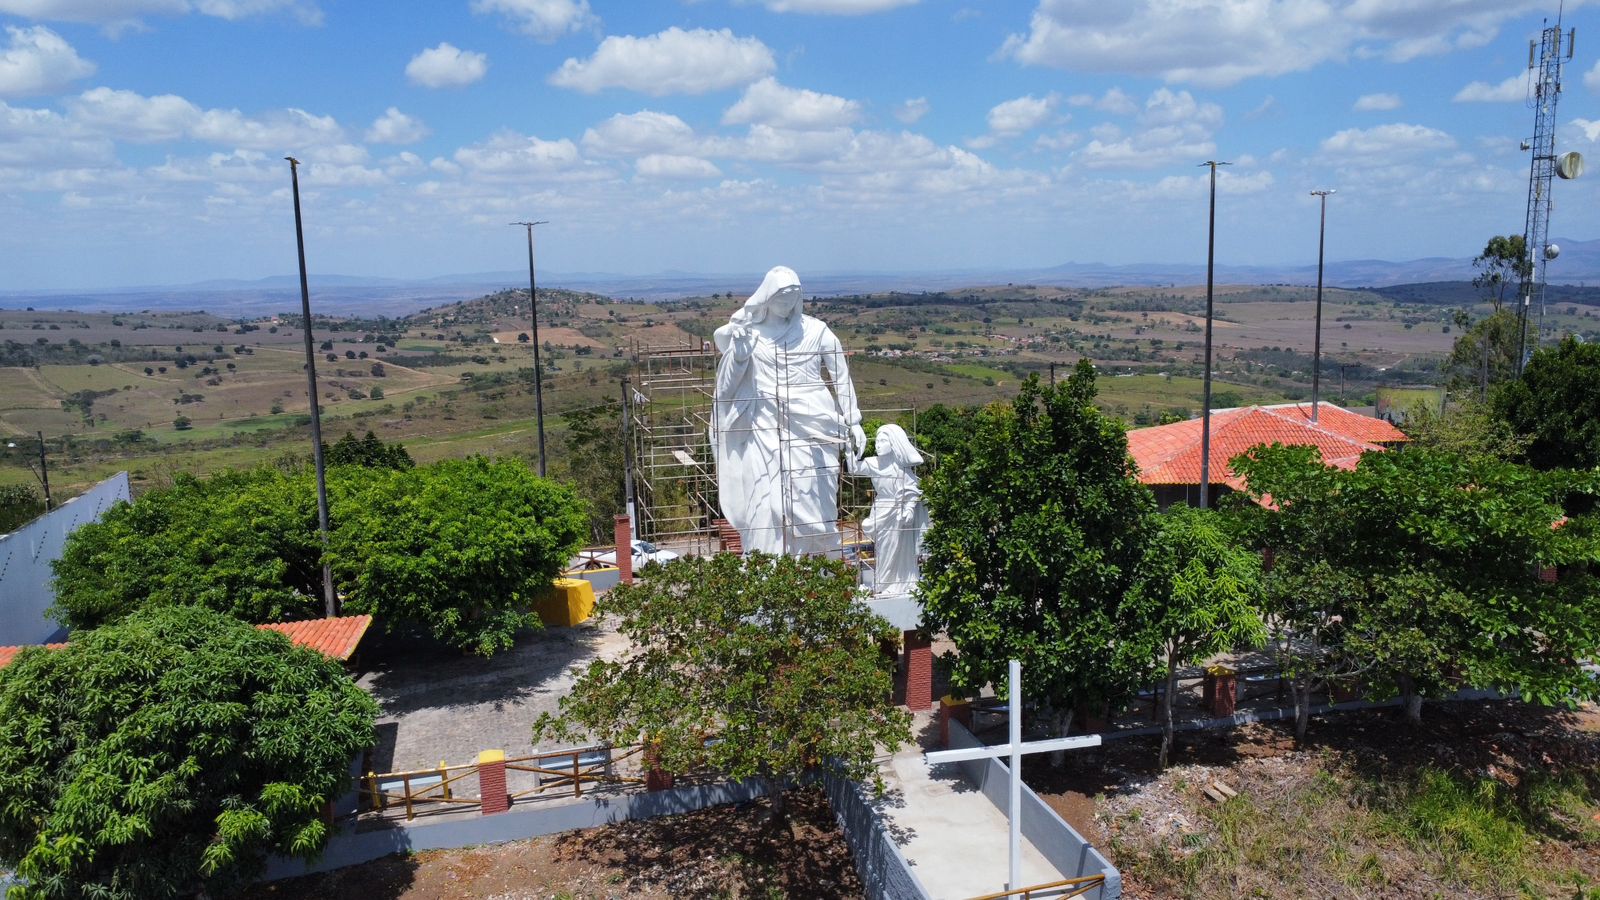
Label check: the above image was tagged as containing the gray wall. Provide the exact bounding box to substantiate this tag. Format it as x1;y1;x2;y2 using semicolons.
946;721;1122;900
0;472;130;645
821;771;930;900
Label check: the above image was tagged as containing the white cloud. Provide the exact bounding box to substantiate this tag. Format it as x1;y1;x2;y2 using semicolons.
1453;72;1526;103
1568;118;1600;144
0;0;321;27
894;97;928;124
452;131;586;179
1320;122;1455;157
986;92;1057;136
723;77;861;130
1002;0;1560;88
1587;59;1600;93
1353;92;1401;111
549;27;774;96
365;107;429;144
406;43;488;89
0;25;93;98
66;86;344;150
1073;88;1223;169
470;0;596;41
1066;87;1136;115
635;153;721;179
748;0;918;12
581;110;697;157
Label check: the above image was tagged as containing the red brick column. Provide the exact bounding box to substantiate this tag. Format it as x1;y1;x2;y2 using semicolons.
614;515;633;584
903;630;933;711
939;696;972;747
644;741;674;792
478;750;509;815
1206;666;1237;717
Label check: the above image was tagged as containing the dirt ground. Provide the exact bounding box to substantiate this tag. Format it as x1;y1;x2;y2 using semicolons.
1022;700;1600;899
249;788;863;900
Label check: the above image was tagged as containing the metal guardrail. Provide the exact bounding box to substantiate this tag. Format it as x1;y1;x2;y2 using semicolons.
362;743;646;821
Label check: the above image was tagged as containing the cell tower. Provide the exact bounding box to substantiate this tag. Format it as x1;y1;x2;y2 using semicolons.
1515;10;1582;372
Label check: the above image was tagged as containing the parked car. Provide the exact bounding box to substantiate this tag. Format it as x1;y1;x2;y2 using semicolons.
590;539;680;570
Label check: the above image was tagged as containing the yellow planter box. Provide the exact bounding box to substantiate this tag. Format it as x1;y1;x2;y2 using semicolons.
533;577;596;627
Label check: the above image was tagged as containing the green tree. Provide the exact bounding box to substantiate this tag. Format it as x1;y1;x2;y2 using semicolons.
0;606;377;899
1443;309;1521;397
919;365;1158;734
1233;444;1600;729
172;414;192;430
536;553;910;821
1472;235;1532;312
559;401;624;543
1494;336;1600;473
0;483;45;533
323;430;413;469
331;457;587;656
52;459;587;655
1403;396;1527;464
1128;506;1265;767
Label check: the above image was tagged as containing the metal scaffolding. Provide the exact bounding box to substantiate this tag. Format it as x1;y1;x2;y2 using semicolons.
625;336;914;576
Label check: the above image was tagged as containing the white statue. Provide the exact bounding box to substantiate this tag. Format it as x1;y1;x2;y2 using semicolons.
849;425;929;595
713;266;864;556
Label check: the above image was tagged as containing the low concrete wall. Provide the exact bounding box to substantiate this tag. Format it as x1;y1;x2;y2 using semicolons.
821;771;930;900
0;472;130;645
265;779;772;881
946;721;1121;900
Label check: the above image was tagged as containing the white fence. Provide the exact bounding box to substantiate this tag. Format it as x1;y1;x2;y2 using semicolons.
0;472;130;645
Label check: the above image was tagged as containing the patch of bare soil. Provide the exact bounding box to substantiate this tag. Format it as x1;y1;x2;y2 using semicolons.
250;788;862;899
1024;700;1600;899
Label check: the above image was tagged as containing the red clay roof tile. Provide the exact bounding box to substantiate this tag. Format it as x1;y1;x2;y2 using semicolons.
0;615;372;670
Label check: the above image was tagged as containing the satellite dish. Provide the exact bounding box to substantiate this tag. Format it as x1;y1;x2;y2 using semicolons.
1556;151;1584;180
1545;243;1561;260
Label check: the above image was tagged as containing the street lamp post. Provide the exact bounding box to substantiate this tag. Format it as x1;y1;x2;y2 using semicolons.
5;432;51;511
513;221;550;476
286;156;337;618
1309;190;1335;424
1198;160;1229;510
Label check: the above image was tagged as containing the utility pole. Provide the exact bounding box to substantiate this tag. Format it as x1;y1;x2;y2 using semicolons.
1339;364;1356;405
513;221;551;476
286;157;337;618
1198;160;1229;509
1309;190;1335;424
36;431;51;511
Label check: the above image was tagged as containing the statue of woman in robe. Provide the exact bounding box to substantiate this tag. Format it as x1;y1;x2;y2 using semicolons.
849;424;929;595
712;266;864;556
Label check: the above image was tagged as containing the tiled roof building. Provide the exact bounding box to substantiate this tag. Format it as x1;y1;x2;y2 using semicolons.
1126;402;1409;508
0;615;372;670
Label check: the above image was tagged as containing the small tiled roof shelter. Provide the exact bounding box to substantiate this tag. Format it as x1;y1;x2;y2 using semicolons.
1126;402;1409;508
0;615;372;671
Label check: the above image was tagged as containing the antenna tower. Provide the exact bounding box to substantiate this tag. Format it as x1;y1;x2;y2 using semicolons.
1515;10;1576;371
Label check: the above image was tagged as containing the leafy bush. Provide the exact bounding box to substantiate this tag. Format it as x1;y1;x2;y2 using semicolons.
0;606;377;899
52;458;586;655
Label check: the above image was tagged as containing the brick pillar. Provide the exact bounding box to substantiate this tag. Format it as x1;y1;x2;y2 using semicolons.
1206;666;1237;717
478;750;509;815
903;630;933;711
939;696;972;747
614;515;633;584
644;742;674;792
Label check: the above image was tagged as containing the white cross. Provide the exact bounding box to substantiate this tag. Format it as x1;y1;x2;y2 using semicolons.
924;660;1102;892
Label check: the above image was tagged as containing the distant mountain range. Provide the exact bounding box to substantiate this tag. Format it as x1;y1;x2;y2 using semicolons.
5;238;1598;316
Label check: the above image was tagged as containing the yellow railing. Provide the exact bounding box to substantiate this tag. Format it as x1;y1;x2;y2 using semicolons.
361;743;646;820
966;873;1107;900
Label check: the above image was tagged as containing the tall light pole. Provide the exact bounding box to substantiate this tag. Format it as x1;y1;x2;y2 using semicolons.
6;433;50;511
1309;190;1335;424
286;157;337;618
1198;160;1229;510
513;221;550;476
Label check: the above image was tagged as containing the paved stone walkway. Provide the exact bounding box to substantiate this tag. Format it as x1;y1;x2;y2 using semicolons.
874;716;1066;899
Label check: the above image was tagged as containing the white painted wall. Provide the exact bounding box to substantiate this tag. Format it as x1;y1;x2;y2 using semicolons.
0;472;130;645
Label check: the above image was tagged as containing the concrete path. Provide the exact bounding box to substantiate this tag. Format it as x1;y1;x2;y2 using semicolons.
875;718;1066;900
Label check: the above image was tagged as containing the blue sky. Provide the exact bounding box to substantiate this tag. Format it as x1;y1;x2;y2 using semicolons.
1;0;1598;290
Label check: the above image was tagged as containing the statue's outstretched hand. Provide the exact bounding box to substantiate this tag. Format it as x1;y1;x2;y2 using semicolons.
850;424;867;457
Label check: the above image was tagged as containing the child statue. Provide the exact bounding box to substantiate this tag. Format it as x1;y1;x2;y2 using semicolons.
849;424;929;595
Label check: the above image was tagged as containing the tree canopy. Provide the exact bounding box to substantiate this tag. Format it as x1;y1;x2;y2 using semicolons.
559;401;625;544
1494;336;1600;474
52;457;587;655
918;364;1157;725
0;605;377;899
1471;234;1532;312
1233;444;1600;723
537;552;910;815
323;430;413;469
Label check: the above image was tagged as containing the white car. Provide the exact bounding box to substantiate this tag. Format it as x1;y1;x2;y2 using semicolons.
590;539;680;570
